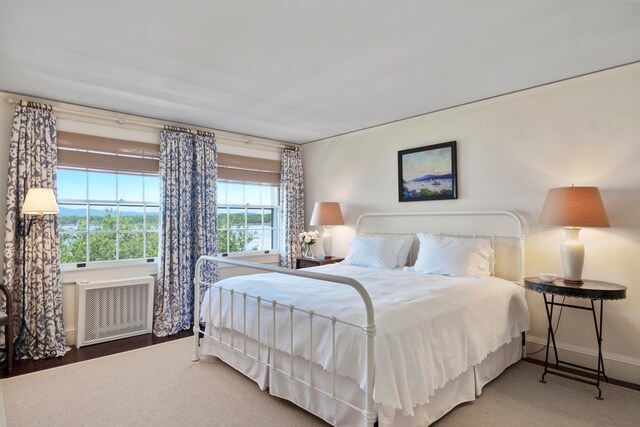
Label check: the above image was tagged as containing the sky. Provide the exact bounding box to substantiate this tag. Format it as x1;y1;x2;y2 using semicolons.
401;147;452;181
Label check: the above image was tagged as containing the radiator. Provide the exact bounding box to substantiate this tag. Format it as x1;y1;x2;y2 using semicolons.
76;276;155;348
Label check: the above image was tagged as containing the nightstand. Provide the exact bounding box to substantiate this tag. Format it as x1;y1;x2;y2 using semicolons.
296;256;344;269
524;277;627;399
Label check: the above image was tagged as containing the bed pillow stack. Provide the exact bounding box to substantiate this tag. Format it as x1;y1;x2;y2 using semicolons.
344;235;414;269
412;233;494;276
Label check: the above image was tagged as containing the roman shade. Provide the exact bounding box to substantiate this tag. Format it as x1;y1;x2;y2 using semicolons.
217;153;280;185
57;131;160;174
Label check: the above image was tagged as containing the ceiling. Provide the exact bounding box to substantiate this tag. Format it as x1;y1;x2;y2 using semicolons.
1;1;639;144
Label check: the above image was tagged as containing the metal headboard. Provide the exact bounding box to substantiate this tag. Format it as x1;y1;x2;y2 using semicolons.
355;210;526;283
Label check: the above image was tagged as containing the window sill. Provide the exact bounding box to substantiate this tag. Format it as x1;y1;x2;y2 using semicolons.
60;259;159;284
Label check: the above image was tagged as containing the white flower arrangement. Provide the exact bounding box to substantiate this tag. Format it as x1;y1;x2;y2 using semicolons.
299;230;320;246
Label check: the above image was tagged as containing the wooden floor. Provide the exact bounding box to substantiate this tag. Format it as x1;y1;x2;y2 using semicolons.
1;329;194;379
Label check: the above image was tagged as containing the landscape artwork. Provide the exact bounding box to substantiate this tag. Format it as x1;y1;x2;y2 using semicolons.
398;141;457;202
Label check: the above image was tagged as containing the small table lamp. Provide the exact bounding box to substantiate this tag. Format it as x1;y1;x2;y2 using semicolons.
309;202;344;257
538;186;609;284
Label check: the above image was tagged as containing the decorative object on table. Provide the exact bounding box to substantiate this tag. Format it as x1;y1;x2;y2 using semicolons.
309;202;344;257
16;187;60;359
537;273;557;282
524;277;626;400
299;230;320;258
538;186;609;284
398;141;457;202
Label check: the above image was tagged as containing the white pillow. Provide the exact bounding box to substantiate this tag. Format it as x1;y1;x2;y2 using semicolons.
344;235;405;269
393;235;414;267
413;233;494;276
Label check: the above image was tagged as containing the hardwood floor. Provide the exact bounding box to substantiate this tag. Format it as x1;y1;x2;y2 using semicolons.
2;329;194;379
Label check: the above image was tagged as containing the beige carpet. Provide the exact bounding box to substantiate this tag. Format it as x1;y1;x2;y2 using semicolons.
1;337;639;427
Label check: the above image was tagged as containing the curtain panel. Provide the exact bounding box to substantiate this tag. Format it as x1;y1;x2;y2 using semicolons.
279;147;305;269
153;130;218;337
2;103;68;359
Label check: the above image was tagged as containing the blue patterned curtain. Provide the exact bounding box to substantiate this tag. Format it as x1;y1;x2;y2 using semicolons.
153;130;218;337
280;147;304;269
2;101;68;359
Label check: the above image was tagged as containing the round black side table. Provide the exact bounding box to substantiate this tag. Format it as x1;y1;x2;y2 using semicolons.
524;277;627;400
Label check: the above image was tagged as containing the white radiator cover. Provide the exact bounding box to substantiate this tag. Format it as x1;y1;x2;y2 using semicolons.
75;276;155;348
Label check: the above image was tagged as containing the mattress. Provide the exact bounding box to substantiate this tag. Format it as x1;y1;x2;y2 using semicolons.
199;263;529;426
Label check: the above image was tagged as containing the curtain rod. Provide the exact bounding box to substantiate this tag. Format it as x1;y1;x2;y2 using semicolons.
5;96;296;150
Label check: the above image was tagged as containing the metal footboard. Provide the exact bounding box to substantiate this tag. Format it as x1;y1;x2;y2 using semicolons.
192;256;376;427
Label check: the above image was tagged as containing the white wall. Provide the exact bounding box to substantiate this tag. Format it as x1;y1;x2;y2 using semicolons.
303;63;640;384
0;92;284;345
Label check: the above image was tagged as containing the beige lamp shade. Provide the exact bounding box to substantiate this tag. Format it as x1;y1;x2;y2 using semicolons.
21;188;59;216
538;186;609;227
309;202;344;226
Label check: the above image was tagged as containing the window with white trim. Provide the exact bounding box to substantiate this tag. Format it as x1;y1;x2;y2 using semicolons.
58;169;160;264
217;181;279;253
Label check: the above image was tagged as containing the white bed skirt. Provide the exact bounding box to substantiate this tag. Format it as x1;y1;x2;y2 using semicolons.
201;331;522;427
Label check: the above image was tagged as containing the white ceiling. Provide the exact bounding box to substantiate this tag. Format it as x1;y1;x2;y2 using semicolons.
1;1;639;143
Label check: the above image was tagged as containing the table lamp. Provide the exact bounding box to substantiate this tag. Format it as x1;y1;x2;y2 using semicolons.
309;202;344;257
538;186;609;284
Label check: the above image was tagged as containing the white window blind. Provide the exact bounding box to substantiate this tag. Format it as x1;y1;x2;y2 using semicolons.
57;131;160;174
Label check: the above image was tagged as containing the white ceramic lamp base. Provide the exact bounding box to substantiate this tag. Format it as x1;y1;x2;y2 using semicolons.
561;227;584;284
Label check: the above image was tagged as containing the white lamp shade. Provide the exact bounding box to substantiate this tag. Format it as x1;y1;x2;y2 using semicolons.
309;202;344;226
22;188;59;215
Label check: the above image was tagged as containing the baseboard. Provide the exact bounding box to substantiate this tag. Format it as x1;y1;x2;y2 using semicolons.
526;335;640;385
64;327;76;347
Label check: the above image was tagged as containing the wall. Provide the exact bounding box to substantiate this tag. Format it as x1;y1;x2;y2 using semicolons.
0;92;284;345
302;63;640;383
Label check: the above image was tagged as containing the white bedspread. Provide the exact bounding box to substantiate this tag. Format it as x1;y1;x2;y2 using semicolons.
200;264;529;419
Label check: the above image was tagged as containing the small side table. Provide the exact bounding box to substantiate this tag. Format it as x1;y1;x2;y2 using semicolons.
524;277;626;400
296;256;344;269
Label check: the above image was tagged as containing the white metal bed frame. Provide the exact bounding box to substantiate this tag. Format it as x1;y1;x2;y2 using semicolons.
192;210;525;427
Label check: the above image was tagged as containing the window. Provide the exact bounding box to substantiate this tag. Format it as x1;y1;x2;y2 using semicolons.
58;168;160;264
217;181;279;253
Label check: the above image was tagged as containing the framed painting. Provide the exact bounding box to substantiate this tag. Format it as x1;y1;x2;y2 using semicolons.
398;141;457;202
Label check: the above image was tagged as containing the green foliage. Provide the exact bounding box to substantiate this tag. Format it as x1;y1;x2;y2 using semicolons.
217;212;258;253
60;209;159;264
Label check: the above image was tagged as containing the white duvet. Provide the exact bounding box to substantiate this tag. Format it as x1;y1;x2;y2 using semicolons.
200;263;529;420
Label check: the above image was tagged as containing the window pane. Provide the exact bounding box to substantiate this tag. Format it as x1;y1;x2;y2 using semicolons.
58;170;87;200
88;172;116;201
145;232;159;257
227;229;250;252
144;176;160;203
244;228;259;251
60;233;87;263
245;184;261;205
261;185;277;205
229;208;245;228
89;233;117;261
227;182;244;205
146;206;159;231
217;181;227;204
119;206;144;231
247;208;262;227
118;233;144;259
118;174;144;202
264;228;275;251
90;205;117;231
217;230;229;253
217;208;228;229
59;204;87;232
264;208;274;227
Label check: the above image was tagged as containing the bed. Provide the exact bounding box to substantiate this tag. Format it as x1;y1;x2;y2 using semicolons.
192;211;530;427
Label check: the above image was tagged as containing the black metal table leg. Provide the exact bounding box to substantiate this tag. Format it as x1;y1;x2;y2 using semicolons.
541;294;556;383
590;299;606;400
